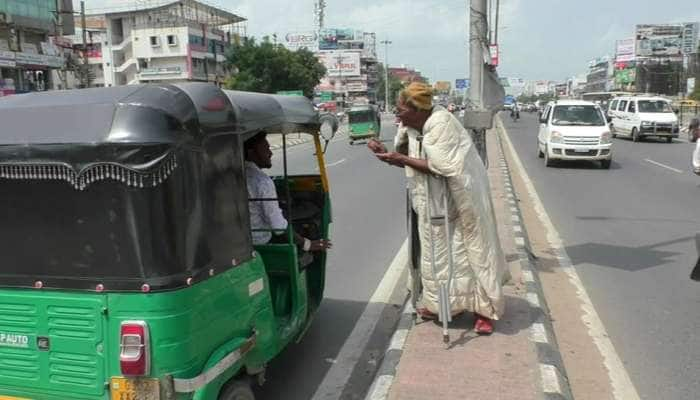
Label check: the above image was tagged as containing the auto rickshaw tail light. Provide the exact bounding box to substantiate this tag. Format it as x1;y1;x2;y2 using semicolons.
119;321;150;376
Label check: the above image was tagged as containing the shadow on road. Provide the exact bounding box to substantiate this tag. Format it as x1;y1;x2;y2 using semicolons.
561;235;694;272
547;159;622;170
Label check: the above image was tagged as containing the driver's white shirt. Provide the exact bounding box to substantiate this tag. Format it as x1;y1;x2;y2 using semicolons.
245;161;288;244
693;140;700;174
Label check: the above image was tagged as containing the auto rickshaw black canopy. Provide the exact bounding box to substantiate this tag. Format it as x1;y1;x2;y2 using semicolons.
0;83;322;291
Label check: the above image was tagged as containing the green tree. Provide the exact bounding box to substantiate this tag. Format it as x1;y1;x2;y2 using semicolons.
224;37;326;98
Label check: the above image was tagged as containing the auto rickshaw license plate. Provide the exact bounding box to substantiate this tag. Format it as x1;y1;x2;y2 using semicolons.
110;377;160;400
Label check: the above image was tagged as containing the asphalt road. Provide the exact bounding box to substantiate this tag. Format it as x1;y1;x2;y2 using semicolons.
502;112;700;400
256;116;406;400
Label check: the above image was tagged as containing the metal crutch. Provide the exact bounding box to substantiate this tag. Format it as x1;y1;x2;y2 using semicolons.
425;175;455;344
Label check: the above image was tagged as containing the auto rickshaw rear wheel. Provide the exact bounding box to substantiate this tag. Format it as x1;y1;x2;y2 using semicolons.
219;378;255;400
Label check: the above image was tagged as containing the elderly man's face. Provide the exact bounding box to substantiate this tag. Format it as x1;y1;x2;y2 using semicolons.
396;99;427;131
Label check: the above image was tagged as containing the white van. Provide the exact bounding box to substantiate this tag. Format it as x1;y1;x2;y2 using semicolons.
610;96;679;142
537;100;613;169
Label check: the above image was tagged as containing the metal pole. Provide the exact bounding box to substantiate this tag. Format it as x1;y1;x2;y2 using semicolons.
381;39;392;110
494;0;500;45
468;0;489;164
80;1;89;88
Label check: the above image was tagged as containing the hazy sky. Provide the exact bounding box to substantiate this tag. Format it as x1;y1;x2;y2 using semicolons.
78;0;700;83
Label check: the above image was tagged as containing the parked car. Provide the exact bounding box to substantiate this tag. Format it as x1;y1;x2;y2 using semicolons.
537;100;613;169
610;96;679;142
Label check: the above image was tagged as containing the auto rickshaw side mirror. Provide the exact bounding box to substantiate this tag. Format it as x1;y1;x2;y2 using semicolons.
319;113;339;153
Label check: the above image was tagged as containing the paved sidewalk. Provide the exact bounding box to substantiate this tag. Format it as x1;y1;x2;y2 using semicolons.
377;128;545;400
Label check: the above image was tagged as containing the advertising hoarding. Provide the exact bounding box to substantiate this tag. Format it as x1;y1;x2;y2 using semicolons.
319;28;361;51
433;81;451;93
615;38;635;62
284;31;318;51
455;79;470;89
635;24;684;57
682;23;699;55
317;51;361;77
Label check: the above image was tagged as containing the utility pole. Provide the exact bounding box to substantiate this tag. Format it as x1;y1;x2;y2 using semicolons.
53;0;68;89
335;52;345;108
494;0;500;46
80;1;90;88
468;0;489;164
381;39;392;110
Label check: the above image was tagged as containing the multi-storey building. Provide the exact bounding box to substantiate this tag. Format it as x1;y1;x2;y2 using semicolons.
65;0;245;88
0;0;74;95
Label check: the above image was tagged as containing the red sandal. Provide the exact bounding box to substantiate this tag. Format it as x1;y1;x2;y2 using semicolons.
474;314;494;335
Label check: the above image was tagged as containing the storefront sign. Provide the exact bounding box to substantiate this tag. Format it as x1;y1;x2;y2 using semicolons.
140;66;182;76
15;52;47;67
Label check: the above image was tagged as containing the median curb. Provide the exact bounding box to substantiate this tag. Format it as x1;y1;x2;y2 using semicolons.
363;302;413;400
495;116;574;400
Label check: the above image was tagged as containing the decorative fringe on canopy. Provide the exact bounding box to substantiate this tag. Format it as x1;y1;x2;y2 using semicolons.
0;153;178;191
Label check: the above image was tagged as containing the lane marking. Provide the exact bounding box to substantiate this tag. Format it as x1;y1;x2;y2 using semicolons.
530;323;549;344
521;270;534;283
364;375;394;400
312;240;408;400
526;292;541;308
501;121;641;400
326;158;347;168
644;159;683;174
540;364;563;394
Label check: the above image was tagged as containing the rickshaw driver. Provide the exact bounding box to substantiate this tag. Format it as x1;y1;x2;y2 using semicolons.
244;131;332;252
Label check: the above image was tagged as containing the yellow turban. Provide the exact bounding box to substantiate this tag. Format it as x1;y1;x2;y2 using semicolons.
400;82;433;111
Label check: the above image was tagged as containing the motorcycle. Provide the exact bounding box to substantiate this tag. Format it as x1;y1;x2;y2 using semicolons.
510;109;520;121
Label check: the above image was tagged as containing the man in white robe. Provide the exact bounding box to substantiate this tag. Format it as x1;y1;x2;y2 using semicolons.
368;82;508;334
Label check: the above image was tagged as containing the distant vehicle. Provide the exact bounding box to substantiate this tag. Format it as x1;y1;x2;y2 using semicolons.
581;91;628;111
537;100;613;169
610;96;679;143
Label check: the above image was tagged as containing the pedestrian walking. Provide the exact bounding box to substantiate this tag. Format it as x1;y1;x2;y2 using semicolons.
368;82;508;334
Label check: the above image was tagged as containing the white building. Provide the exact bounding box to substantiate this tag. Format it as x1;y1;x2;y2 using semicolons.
66;0;245;88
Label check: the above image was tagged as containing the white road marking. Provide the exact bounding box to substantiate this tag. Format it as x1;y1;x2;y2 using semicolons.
530;323;549;344
312;240;408;400
388;329;409;351
526;292;541;308
644;159;683;174
521;269;534;282
540;364;563;394
515;237;526;247
326;158;347;168
364;375;394;400
500;119;641;400
513;225;523;233
511;214;520;223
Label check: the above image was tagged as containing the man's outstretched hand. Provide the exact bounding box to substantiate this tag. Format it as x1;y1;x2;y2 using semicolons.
367;139;387;154
376;152;406;167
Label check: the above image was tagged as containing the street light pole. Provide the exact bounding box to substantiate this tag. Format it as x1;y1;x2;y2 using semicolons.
381;39;392;110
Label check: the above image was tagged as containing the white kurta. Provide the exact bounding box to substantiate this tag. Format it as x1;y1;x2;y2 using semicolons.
397;106;508;319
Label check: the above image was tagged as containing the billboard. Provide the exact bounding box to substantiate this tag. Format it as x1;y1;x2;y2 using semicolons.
319;29;363;51
433;81;451;93
455;79;470;89
284;32;318;51
615;38;635;62
682;23;699;55
635;24;684;57
317;51;361;77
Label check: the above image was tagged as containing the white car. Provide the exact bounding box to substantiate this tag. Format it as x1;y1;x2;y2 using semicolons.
610;96;679;142
537;100;613;169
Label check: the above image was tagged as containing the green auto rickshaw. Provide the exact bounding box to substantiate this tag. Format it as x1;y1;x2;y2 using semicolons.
347;105;381;144
0;83;337;400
